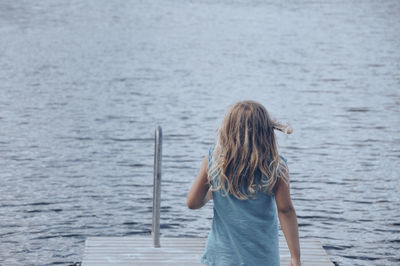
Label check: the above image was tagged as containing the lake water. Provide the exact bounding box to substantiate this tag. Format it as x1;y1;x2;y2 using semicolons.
0;0;399;265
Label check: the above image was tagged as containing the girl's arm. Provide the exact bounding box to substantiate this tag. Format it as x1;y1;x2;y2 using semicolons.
275;166;301;266
186;156;212;209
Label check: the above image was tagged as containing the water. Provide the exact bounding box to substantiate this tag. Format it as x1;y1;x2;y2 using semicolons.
0;0;399;265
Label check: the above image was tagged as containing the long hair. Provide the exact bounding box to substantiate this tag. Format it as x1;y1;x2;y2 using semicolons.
208;101;292;200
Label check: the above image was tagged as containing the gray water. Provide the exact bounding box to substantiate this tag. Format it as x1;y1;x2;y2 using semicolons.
0;0;399;265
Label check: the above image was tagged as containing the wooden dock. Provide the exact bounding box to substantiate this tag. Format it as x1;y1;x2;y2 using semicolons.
82;236;333;265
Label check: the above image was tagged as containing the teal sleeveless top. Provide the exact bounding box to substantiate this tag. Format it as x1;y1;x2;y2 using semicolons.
201;147;286;266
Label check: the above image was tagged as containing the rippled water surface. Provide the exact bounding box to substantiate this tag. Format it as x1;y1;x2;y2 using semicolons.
1;0;399;265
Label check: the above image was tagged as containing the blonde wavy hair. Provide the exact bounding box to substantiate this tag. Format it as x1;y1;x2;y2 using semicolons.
208;100;292;200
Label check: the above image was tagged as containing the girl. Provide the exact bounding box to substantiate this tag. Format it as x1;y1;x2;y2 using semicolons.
187;101;301;266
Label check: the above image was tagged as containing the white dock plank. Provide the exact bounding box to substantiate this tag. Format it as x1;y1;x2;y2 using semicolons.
82;236;333;266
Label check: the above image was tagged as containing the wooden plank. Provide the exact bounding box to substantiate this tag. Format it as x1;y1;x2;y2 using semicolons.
82;236;333;266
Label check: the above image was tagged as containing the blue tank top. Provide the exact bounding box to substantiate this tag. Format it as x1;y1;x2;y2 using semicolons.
201;147;286;266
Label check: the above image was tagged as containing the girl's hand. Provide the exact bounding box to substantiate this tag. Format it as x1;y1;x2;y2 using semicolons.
290;257;301;266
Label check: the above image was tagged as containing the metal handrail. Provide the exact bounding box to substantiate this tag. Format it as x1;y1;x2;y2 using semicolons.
152;126;162;248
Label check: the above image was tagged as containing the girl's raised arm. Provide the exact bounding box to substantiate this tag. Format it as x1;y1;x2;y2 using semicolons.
275;166;301;266
186;156;212;209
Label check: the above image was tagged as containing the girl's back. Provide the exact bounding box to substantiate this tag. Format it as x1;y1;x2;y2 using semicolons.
201;147;282;266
